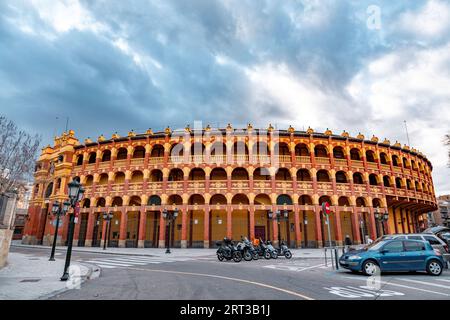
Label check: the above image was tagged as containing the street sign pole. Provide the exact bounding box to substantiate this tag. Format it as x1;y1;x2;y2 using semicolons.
326;214;332;248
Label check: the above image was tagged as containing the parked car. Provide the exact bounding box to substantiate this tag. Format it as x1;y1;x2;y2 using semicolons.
423;226;450;236
339;239;445;276
379;233;450;263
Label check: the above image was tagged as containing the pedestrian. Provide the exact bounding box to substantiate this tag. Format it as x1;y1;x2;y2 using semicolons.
344;235;352;252
367;237;373;244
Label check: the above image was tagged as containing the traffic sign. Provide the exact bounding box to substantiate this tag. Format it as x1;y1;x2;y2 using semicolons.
322;202;331;215
74;202;80;218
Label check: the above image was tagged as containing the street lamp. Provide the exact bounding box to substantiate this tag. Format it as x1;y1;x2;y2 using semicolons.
49;200;70;261
60;180;85;281
163;208;179;254
374;207;389;236
268;209;289;247
102;211;114;250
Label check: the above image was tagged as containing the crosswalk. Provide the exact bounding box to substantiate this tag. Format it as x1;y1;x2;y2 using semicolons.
84;255;193;269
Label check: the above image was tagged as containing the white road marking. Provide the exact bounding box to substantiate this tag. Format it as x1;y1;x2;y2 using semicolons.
86;260;133;267
343;276;450;297
324;286;404;298
263;263;325;272
435;278;450;283
398;278;450;289
126;267;314;300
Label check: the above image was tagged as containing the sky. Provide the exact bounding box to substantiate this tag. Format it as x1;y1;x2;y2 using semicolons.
0;0;449;195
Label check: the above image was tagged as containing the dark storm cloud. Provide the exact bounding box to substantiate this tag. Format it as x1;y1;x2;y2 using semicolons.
0;0;449;193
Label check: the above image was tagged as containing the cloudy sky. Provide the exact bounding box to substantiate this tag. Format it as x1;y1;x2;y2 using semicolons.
0;0;449;194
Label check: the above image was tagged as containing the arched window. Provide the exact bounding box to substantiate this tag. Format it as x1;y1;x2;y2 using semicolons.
168;168;184;181
314;145;328;158
114;172;125;184
383;176;391;187
276;194;293;205
350;148;361;160
45;183;53;198
275;168;291;180
353;172;364;184
131;171;144;183
116;148;127;160
98;173;109;185
231;168;249;180
85;175;94;186
366;150;376;162
369;174;379;186
133;146;145;159
88;152;96;164
76;155;83;166
189;168;205;180
210;168;227;180
317;170;330;182
380;153;389;164
392;155;400;167
151;145;164;157
148;195;162;206
150;169;163;182
335;171;347;183
254;168;271;180
296;169;311;181
295;144;309;156
395;177;403;188
102;150;111;162
333;147;345;159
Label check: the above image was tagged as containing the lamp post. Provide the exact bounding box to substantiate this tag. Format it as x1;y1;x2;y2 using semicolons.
102;211;114;250
374;207;389;236
162;208;179;254
49;200;70;261
60;180;85;281
268;209;289;247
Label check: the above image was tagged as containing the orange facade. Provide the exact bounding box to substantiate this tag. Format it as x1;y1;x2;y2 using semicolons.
22;126;437;248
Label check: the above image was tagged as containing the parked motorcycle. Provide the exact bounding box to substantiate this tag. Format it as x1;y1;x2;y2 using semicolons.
237;236;259;261
257;238;278;259
277;240;292;259
216;238;242;262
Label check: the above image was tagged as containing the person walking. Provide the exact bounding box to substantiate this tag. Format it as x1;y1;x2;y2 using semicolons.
344;235;352;252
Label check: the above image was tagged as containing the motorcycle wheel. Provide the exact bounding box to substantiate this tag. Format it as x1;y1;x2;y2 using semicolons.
233;251;243;262
284;251;292;259
264;251;271;259
271;251;278;259
252;252;259;260
243;251;252;261
217;253;224;261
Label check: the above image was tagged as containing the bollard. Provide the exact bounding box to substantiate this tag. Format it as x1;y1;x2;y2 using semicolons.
334;248;339;270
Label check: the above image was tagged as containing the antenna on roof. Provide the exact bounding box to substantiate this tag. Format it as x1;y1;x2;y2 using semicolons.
404;120;411;146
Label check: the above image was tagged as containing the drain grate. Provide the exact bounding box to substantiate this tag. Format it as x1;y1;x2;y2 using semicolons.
20;279;41;283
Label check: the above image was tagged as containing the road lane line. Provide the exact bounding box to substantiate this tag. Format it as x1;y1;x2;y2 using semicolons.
85;260;134;267
435;279;450;283
297;263;326;271
126;267;314;300
342;276;450;297
398;278;450;289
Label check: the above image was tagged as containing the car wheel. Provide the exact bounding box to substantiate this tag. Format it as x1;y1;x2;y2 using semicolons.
362;260;380;276
426;260;443;276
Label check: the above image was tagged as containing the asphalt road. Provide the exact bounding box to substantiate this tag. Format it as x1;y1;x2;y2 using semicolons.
11;246;450;300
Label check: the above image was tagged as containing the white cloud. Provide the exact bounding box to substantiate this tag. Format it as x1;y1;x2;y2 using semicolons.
396;0;450;40
29;0;105;34
347;44;450;194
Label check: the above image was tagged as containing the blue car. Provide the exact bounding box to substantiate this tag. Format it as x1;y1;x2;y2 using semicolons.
339;239;445;276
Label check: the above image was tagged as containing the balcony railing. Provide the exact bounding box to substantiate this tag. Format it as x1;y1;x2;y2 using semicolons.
380;164;391;171
130;158;144;166
334;159;347;167
351;160;364;168
315;157;330;165
296;156;311;163
148;157;164;165
114;159;127;168
367;162;378;170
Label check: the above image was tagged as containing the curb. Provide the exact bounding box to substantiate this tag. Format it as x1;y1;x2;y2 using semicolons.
12;244;327;259
36;262;98;300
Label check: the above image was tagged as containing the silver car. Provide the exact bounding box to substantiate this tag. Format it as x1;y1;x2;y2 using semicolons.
380;234;450;263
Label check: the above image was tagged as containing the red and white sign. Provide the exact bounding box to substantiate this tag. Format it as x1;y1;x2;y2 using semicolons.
322;202;331;215
74;202;80;218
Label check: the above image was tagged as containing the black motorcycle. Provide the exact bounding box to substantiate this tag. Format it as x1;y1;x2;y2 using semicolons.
237;237;259;261
257;238;278;259
216;238;242;262
277;240;292;259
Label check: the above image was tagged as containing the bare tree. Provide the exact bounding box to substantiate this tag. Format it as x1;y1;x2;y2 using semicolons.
0;116;41;194
446;133;450;167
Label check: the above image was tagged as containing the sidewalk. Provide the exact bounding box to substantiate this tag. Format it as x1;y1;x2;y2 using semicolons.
12;241;329;259
0;251;97;300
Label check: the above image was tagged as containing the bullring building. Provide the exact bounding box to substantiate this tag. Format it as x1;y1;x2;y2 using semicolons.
22;124;437;249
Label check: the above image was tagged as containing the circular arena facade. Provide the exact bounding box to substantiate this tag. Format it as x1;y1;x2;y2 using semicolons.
23;125;437;249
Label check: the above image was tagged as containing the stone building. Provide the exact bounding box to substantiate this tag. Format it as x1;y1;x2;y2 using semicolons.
22;125;437;249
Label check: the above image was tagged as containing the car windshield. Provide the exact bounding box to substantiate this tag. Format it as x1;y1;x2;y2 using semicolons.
364;238;387;251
